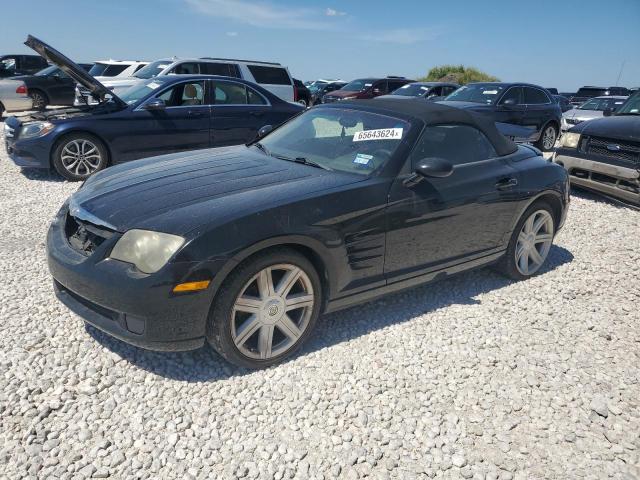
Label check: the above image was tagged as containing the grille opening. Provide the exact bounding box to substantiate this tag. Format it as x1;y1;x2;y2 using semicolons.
591;172;617;186
64;214;113;256
569;168;589;179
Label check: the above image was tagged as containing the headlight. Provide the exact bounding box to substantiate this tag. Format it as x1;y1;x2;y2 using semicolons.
110;229;185;274
561;132;581;149
20;122;55;139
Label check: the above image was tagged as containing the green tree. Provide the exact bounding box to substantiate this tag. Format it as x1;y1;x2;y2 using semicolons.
419;65;499;85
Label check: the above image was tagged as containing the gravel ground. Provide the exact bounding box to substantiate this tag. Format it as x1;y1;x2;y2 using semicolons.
0;125;639;480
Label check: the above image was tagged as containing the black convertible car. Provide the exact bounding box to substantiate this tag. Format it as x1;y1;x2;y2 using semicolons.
47;99;569;368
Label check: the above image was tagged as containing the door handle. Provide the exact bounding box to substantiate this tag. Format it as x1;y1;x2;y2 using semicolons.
495;178;518;190
188;110;205;117
250;111;264;117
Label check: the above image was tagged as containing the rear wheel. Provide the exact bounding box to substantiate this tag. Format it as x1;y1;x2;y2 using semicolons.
495;202;555;280
207;248;322;368
52;133;108;181
535;123;558;151
29;90;48;111
297;99;308;108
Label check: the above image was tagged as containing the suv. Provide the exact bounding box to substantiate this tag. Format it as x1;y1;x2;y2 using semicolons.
561;95;628;131
0;55;48;78
322;77;414;103
570;86;630;106
88;60;148;79
76;57;295;105
439;82;562;151
554;91;640;205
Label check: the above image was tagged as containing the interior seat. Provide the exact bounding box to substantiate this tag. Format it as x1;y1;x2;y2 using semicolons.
181;84;201;106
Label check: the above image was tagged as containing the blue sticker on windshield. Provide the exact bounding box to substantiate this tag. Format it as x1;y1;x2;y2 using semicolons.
354;153;373;166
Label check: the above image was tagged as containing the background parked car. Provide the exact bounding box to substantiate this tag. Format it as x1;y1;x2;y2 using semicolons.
293;78;311;107
76;57;296;105
569;86;630;106
439;82;562;151
7;38;305;181
309;81;346;105
554;91;640;204
88;60;148;79
378;81;459;101
561;95;628;131
0;54;48;78
553;94;573;113
323;77;414;103
10;64;92;110
0;79;31;118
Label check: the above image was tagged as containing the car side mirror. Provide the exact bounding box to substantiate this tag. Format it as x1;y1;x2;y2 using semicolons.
258;125;273;138
603;107;614;117
142;98;166;111
403;158;454;187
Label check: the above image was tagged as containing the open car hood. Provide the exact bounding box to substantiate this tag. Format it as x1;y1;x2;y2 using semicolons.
24;35;126;108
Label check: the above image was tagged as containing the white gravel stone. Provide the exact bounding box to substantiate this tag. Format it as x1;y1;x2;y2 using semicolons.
1;127;639;479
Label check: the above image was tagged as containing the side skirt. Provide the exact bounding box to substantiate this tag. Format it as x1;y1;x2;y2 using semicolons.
324;250;505;314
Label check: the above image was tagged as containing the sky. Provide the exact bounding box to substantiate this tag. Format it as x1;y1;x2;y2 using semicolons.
1;0;638;92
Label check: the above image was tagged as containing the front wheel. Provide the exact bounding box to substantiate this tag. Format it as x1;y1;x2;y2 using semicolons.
52;133;108;181
495;202;555;280
535;124;558;151
297;99;308;108
207;248;322;368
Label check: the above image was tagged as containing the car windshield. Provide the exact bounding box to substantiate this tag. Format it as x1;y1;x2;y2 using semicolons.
615;93;640;115
255;108;411;176
117;78;171;104
35;65;61;76
134;60;170;79
89;63;128;77
341;79;374;92
445;84;506;104
392;84;431;97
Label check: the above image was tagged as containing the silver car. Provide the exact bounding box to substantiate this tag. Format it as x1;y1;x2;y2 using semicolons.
0;78;32;117
561;95;628;131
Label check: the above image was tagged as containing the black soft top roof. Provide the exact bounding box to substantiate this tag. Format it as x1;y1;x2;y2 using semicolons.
334;98;518;157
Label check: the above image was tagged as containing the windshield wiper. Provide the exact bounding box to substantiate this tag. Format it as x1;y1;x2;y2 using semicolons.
271;153;332;171
253;142;271;156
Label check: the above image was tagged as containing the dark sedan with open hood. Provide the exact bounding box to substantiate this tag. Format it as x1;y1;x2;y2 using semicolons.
4;36;302;180
48;98;569;368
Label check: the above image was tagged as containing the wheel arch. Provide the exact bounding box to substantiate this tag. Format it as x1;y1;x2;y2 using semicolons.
49;128;112;169
514;190;564;231
207;235;336;313
28;87;49;104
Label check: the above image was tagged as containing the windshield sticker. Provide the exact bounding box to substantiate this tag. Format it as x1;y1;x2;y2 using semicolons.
400;84;411;89
147;82;162;89
353;128;403;142
364;83;373;87
420;86;430;91
354;153;373;165
482;90;498;95
157;64;169;69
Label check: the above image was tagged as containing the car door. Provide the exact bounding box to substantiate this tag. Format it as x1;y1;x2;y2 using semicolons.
522;86;554;137
494;86;526;126
46;69;76;104
115;80;211;162
210;80;271;147
384;124;519;283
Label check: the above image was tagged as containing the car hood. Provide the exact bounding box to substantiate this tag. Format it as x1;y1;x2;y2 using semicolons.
24;35;126;108
568;114;640;140
70;146;364;235
326;90;362;99
436;100;493;112
11;104;118;123
563;108;601;121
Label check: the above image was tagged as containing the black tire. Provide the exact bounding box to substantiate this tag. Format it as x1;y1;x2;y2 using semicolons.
494;201;556;280
29;90;48;111
297;99;308;108
534;123;558;152
207;248;322;369
52;133;109;181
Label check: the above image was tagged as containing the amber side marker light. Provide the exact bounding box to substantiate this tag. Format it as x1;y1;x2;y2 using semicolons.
173;280;211;293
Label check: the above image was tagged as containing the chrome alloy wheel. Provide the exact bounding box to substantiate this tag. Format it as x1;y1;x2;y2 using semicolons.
231;264;315;360
61;139;102;177
542;125;557;150
515;209;554;276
